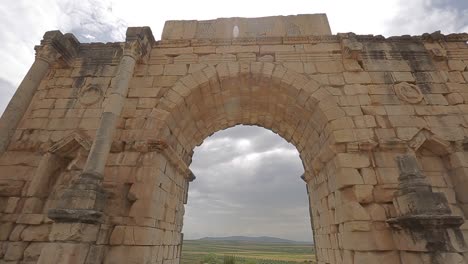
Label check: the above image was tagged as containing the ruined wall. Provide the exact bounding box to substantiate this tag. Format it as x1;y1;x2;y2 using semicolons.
0;14;467;264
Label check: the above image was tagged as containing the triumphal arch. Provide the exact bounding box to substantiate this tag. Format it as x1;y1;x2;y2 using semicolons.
0;14;468;263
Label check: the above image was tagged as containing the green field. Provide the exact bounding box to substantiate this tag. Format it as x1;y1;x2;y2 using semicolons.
181;240;316;264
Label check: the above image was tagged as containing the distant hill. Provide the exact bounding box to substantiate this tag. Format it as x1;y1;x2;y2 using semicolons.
198;236;310;244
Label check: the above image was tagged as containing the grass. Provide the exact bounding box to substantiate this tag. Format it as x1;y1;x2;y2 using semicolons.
181;240;316;264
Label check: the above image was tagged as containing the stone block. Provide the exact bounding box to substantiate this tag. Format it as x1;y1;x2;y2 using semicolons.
21;224;51;242
37;243;90;264
0;181;24;197
153;76;179;87
365;204;388;221
109;226;125;245
22;198;43;214
334;168;364;189
16;214;43;225
85;245;107;264
335;153;370;168
9;225;26;241
336;202;371;223
448;60;467;71
373;186;396;203
343;221;371;232
392;229;428;251
4;197;20;213
103;245;154;264
392;71;415;82
0;222;13;240
148;65;164;75
315;61;344;73
354;251;400;264
23;242;46;261
343;72;372;84
352;185;374;203
163;64;187;76
49;223;99;242
128;88;161;98
446;93;464;105
4;242;27;261
342;229;395;251
283;62;304;73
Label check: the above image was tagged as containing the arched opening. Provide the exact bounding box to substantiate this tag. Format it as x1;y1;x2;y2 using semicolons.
182;125;313;262
117;62;355;264
142;62;340;263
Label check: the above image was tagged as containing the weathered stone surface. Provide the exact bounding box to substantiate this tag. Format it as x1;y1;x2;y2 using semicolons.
37;243;89;264
0;222;14;240
4;242;27;261
0;181;23;197
23;242;46;261
354;251;400;264
20;224;51;241
49;223;99;242
0;14;468;264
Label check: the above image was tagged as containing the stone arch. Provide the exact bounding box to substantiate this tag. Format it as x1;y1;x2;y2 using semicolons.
127;62;380;264
151;62;337;175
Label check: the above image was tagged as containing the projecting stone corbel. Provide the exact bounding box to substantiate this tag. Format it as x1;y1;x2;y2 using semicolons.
341;38;363;60
407;128;453;155
47;131;92;157
35;30;80;67
147;140;196;182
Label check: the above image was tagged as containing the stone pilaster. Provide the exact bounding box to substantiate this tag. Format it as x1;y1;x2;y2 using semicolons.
388;154;466;263
48;27;155;224
0;31;79;155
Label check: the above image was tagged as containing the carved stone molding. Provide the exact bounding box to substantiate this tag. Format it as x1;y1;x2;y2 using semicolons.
394;82;424;104
35;30;80;67
48;132;92;158
339;34;363;60
35;44;61;64
125;27;155;63
407;129;452;155
147;140;196;182
123;40;143;60
429;48;447;61
78;84;103;106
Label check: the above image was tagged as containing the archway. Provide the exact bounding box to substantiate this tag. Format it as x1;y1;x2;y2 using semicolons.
182;125;312;261
128;62;346;263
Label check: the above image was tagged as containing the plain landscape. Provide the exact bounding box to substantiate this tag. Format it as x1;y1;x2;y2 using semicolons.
180;236;315;264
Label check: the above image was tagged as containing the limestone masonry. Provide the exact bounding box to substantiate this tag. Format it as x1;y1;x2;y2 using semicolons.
0;14;467;263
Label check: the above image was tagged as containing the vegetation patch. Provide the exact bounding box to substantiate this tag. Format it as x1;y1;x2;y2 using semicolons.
181;240;316;264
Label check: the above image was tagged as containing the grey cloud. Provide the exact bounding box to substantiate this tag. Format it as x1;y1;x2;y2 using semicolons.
192;125;298;168
0;0;128;109
57;0;127;43
185;125;311;241
385;0;468;36
432;0;468;10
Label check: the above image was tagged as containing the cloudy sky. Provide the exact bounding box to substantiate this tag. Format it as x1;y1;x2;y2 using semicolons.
0;0;467;242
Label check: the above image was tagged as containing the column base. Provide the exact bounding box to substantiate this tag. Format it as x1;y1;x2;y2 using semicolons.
48;172;106;224
387;214;464;230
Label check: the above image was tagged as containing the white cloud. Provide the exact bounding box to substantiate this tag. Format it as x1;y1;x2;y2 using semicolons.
185;125;309;241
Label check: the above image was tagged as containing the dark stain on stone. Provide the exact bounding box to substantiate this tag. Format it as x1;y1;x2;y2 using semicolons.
383;72;394;84
414;72;433;83
73;77;86;89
